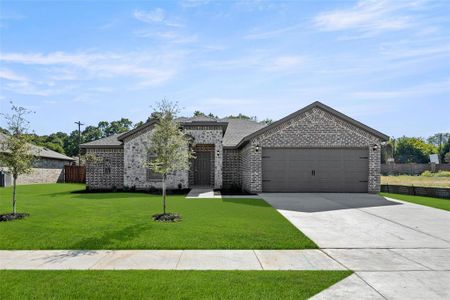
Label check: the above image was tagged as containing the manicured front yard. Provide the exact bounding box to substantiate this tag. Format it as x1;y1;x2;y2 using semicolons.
381;175;450;188
381;193;450;212
0;184;316;249
0;270;351;300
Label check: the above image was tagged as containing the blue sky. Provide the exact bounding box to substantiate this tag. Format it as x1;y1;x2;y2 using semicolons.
0;0;449;138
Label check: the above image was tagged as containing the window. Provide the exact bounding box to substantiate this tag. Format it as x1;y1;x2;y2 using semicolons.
146;153;162;181
103;158;111;175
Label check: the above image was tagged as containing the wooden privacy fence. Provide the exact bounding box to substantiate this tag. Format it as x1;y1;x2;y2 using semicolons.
64;165;86;183
381;184;450;199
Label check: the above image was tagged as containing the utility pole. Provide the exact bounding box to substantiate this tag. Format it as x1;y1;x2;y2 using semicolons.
75;121;84;165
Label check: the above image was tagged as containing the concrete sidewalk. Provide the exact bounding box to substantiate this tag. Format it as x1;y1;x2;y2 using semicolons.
0;249;344;270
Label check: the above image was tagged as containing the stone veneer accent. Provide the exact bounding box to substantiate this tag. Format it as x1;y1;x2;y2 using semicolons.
86;148;124;190
122;125;188;190
184;126;223;189
240;107;382;193
222;149;241;190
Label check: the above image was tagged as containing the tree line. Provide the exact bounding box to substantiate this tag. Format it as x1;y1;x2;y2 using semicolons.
382;133;450;164
0;111;271;158
1;101;448;164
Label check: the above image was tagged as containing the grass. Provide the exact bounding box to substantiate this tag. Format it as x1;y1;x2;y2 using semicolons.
380;193;450;212
381;175;450;188
0;184;316;250
0;270;351;300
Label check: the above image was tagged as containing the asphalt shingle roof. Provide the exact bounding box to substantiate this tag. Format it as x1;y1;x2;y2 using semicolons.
80;134;123;148
0;133;74;161
220;118;266;147
78;118;265;149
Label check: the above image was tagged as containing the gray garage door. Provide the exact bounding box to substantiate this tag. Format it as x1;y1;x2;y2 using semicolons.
262;148;369;193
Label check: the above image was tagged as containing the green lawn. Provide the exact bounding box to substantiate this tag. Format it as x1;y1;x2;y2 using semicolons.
0;184;316;249
380;193;450;212
0;270;351;300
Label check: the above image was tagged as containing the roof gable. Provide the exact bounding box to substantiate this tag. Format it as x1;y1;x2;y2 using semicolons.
236;101;389;147
0;133;74;161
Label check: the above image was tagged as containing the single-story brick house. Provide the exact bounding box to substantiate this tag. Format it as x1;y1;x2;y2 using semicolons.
81;101;388;193
0;133;75;187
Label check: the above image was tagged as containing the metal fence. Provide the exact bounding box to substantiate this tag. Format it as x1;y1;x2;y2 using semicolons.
381;184;450;199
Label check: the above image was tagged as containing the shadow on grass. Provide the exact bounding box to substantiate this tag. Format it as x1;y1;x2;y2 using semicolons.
221;198;270;207
70;223;150;249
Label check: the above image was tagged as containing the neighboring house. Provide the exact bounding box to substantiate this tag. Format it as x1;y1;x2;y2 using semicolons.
0;133;74;187
81;101;388;193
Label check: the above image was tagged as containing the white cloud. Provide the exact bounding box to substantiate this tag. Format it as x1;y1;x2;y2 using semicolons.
0;51;184;88
264;56;304;71
313;0;423;33
244;24;304;40
0;69;28;81
352;78;450;99
134;8;165;23
133;9;183;27
180;0;211;8
202;53;304;72
134;29;198;44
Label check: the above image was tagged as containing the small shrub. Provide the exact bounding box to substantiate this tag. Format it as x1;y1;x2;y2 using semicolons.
421;171;432;177
421;170;450;177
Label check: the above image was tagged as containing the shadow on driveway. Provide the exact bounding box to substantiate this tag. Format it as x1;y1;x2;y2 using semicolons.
259;193;402;213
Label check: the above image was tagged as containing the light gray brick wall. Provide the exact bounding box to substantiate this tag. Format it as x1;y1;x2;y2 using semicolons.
242;107;382;193
222;149;241;190
10;158;70;185
85;148;124;190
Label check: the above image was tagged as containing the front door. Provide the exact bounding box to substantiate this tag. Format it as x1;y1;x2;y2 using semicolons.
194;151;211;186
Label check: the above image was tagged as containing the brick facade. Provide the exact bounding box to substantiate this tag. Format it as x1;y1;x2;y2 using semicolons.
241;107;382;193
86;148;124;190
83;104;385;193
222;149;240;190
13;158;70;185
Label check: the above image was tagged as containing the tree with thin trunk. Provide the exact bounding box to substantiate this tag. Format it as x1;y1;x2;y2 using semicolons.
144;100;193;222
0;102;35;219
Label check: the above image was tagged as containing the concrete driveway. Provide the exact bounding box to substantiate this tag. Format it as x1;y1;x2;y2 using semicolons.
260;193;450;299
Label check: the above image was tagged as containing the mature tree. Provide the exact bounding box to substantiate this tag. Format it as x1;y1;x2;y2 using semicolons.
193;111;218;118
226;113;256;121
0;127;10;135
0;103;35;216
441;137;450;163
82;126;103;143
104;118;133;136
444;152;450;164
394;137;437;163
144;100;193;221
427;133;450;147
260;118;273;125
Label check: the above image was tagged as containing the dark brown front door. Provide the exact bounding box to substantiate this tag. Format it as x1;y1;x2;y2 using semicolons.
194;151;211;186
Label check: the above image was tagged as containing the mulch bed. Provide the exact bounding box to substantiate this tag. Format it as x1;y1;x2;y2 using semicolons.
152;213;182;222
0;213;30;222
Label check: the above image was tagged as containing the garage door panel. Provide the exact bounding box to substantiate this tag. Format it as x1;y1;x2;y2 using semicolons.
262;148;369;193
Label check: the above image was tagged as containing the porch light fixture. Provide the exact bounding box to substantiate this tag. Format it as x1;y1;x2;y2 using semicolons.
255;145;260;152
372;144;379;151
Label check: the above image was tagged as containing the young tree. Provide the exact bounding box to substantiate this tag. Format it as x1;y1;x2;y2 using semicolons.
144;100;193;221
0;102;35;216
